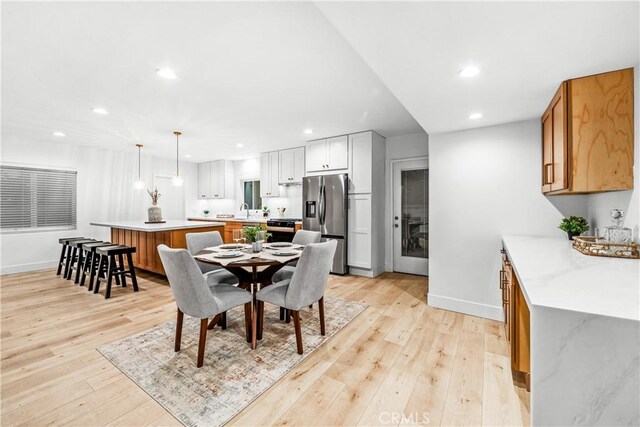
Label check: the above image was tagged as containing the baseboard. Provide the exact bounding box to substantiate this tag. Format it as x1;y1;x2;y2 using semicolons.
349;265;384;278
428;293;503;321
1;260;57;276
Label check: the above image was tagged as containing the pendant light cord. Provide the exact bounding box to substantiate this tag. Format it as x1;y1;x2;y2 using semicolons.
176;133;179;177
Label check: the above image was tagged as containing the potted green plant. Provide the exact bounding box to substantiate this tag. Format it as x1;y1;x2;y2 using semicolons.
558;216;589;240
243;225;272;252
262;206;270;218
203;209;210;218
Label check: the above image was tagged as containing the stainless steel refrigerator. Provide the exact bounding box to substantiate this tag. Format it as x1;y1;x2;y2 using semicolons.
303;173;348;275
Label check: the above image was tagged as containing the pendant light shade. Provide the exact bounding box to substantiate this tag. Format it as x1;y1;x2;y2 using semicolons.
134;144;145;190
172;131;184;186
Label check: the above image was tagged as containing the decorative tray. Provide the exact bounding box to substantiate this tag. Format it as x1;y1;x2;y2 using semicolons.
572;236;639;259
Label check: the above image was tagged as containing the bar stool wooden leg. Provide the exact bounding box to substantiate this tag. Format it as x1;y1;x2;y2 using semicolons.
74;249;85;284
64;247;77;280
56;245;66;275
105;255;115;299
127;253;139;292
80;251;91;287
117;254;127;287
90;253;101;292
94;255;107;294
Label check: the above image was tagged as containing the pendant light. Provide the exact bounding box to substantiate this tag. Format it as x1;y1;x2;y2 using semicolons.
171;131;184;186
134;144;145;190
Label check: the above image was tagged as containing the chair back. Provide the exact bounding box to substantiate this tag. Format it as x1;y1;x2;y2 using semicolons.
292;230;322;245
185;231;224;255
285;240;337;309
157;244;219;318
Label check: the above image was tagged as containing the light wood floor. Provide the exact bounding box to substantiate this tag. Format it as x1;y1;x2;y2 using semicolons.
0;269;529;426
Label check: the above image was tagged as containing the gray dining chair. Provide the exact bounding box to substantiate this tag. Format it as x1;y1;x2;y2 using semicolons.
186;231;239;287
271;230;322;283
254;240;337;354
157;244;253;367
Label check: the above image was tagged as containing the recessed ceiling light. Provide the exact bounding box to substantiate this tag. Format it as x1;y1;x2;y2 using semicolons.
52;131;65;137
459;66;480;78
236;143;244;148
304;129;313;135
92;107;108;114
156;68;177;80
469;112;483;120
185;154;192;158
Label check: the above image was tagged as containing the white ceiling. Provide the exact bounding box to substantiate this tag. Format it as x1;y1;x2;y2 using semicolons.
316;1;640;134
1;2;423;162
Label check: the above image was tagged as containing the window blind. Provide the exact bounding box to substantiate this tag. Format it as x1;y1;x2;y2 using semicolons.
0;165;77;231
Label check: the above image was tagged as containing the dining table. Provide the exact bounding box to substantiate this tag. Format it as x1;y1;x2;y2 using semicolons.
194;242;304;343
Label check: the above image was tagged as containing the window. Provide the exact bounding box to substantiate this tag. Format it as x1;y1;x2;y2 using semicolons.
0;165;77;232
243;180;262;209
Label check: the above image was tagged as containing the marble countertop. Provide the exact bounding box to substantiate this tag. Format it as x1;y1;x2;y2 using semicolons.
91;220;225;231
502;235;640;321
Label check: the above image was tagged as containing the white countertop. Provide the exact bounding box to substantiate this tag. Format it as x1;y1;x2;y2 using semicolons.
502;235;640;321
91;220;225;231
188;217;268;223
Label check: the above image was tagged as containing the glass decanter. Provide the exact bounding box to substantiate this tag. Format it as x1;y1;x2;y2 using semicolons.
604;209;633;244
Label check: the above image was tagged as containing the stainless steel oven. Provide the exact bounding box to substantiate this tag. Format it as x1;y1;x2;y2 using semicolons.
266;218;300;243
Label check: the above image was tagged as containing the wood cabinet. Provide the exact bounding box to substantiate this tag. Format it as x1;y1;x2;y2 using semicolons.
110;225;224;275
260;151;280;198
279;147;305;184
541;68;634;194
305;135;348;173
500;248;530;390
197;160;233;199
222;221;263;243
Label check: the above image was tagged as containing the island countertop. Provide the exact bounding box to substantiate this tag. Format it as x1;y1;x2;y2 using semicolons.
502;235;639;321
91;220;225;232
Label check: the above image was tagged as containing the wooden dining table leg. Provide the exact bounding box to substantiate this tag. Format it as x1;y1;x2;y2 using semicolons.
251;300;258;350
244;302;252;343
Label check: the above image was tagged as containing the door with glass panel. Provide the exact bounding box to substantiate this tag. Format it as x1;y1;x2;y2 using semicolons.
393;159;428;275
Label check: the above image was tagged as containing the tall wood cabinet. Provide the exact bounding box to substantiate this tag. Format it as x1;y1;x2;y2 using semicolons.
500;248;531;391
541;68;634;194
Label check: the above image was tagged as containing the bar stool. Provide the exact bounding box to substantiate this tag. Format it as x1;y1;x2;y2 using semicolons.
94;245;139;299
56;237;85;277
65;239;99;281
80;242;119;290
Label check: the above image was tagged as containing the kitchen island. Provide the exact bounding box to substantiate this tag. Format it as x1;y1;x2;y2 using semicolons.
502;235;639;426
91;220;225;275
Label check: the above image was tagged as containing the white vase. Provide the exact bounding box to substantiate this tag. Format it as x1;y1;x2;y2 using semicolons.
148;206;162;223
252;241;263;252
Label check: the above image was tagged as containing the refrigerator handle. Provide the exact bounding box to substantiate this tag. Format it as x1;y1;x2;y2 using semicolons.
318;180;324;226
319;184;326;226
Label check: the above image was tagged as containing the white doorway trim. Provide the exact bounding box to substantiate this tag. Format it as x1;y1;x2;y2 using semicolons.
153;174;185;220
389;156;429;274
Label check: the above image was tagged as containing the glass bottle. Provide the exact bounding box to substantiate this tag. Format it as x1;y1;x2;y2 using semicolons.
604;209;633;244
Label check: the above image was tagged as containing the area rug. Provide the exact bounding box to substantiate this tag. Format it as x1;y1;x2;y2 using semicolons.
98;296;367;427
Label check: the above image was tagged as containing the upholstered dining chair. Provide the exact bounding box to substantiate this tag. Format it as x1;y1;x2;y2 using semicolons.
186;231;239;287
254;240;337;354
271;229;322;283
157;244;253;367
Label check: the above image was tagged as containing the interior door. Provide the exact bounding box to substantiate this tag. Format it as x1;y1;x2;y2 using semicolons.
154;175;184;220
393;159;428;275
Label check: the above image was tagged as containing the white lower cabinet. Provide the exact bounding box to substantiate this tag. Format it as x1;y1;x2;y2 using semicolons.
348;194;372;269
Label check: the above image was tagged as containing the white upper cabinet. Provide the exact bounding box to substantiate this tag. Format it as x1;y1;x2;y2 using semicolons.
197;160;233;199
348;131;386;195
305;135;349;174
305;140;327;172
279;147;305;184
197;162;211;199
327;136;348;170
260;151;280;197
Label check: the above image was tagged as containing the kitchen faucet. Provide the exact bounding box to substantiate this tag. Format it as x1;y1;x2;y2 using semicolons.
240;203;249;218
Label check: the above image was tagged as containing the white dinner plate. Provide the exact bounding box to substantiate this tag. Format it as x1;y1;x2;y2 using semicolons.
213;251;244;258
270;242;293;248
272;250;298;256
219;244;245;249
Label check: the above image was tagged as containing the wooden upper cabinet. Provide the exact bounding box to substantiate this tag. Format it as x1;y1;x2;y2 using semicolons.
541;68;634;194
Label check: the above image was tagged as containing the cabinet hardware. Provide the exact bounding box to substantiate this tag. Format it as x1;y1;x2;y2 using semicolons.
394;224;399;228
394;216;399;220
543;163;553;185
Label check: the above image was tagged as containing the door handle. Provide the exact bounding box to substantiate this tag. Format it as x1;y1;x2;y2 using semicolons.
544;163;553;184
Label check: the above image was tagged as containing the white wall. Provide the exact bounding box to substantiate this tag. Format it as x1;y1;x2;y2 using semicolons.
384;131;429;271
429;120;588;320
586;66;640;243
0;138;197;275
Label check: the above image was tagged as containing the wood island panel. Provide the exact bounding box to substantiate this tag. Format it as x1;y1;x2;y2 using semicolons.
110;225;224;275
